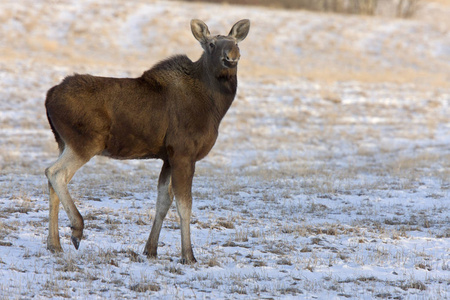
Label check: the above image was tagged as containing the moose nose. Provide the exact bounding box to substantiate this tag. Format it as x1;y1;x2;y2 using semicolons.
225;54;239;63
224;49;240;64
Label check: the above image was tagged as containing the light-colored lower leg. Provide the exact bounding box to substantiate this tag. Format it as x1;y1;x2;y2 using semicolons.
144;162;173;257
45;146;89;250
171;159;196;264
176;198;196;264
47;182;62;252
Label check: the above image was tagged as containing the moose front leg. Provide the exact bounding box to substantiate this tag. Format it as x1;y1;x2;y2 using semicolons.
171;158;196;264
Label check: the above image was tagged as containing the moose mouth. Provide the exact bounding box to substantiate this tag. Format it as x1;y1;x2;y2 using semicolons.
222;59;238;69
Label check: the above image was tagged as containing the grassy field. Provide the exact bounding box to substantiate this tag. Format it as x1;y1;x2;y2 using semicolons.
0;0;449;299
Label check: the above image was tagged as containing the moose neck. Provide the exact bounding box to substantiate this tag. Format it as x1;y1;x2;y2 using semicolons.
195;53;238;121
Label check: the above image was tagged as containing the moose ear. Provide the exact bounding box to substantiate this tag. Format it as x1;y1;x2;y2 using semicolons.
191;19;211;44
228;19;250;43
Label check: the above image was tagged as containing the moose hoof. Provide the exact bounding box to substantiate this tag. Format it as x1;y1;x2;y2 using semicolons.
47;236;63;253
47;243;63;253
179;257;197;265
143;249;157;258
71;235;81;250
70;226;83;250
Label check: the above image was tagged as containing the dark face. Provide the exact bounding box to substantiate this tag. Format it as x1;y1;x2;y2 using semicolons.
191;19;250;74
207;35;241;69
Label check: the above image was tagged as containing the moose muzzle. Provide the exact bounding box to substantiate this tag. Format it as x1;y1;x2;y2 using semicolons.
223;47;240;68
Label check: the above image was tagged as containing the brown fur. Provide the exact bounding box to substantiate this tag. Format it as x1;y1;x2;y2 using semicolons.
44;19;250;264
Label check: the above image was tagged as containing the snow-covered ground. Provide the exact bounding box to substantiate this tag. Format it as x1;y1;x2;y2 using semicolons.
0;0;449;299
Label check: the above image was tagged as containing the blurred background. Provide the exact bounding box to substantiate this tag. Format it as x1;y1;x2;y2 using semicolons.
1;0;449;89
0;0;449;179
0;0;449;176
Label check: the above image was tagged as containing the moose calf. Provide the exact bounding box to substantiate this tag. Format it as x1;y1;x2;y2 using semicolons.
45;19;250;263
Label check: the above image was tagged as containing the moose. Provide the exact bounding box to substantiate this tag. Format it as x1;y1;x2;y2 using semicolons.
44;19;250;264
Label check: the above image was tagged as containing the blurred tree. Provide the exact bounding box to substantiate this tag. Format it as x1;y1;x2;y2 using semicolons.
180;0;420;18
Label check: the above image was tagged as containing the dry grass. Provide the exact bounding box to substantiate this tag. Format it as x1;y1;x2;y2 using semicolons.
0;0;448;299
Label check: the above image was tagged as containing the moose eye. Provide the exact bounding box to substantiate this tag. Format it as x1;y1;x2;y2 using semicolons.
209;42;215;49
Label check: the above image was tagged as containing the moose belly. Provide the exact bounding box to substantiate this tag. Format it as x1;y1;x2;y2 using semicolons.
194;133;218;162
103;133;166;160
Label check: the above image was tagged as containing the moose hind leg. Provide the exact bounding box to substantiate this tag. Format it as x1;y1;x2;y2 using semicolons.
144;161;173;258
45;146;90;251
47;181;62;252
